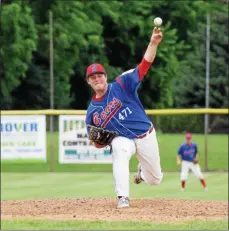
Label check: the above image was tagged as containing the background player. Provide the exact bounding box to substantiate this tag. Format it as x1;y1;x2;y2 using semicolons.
177;133;208;192
86;27;163;208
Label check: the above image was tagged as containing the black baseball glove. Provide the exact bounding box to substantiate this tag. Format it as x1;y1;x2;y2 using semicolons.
87;125;118;146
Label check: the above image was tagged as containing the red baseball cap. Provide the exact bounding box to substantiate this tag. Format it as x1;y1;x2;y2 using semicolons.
185;133;192;139
86;63;106;78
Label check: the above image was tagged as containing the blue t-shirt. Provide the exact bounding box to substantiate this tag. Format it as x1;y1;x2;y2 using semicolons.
86;64;152;139
177;142;198;162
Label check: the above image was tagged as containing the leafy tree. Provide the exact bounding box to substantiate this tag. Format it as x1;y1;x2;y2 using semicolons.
1;0;227;117
11;52;50;109
0;2;37;109
101;1;188;109
174;4;228;109
172;2;228;132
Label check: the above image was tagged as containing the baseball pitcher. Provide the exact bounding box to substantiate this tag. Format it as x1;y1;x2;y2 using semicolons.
85;27;163;208
177;133;208;192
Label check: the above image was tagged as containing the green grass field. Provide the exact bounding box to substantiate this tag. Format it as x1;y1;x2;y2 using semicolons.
2;219;228;230
1;172;228;230
1;133;228;172
1;133;228;230
2;173;228;201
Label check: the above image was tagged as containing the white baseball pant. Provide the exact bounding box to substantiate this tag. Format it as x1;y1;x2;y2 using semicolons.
111;128;163;197
180;160;204;181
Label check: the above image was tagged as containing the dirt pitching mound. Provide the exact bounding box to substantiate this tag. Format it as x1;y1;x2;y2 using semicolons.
1;198;228;222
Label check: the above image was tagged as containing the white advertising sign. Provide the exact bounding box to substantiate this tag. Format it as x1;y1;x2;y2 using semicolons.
59;115;112;163
1;115;46;160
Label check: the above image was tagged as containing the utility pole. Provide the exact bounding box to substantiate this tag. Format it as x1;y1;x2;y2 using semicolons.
49;11;54;172
204;12;210;171
49;11;54;132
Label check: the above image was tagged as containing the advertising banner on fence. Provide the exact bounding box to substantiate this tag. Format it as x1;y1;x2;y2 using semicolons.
1;115;46;160
59;115;112;163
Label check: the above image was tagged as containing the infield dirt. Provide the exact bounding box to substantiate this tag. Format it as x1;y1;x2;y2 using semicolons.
1;198;228;222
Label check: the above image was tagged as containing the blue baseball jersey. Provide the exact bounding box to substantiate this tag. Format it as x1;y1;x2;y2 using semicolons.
177;142;198;162
86;58;153;139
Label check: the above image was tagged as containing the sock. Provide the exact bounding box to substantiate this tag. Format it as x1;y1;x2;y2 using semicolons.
200;178;207;188
140;170;145;181
181;180;186;189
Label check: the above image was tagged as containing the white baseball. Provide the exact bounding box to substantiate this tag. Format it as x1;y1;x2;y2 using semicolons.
154;17;163;27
